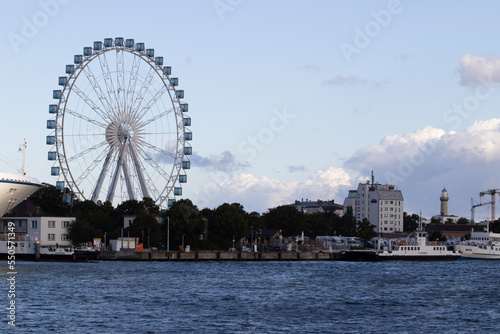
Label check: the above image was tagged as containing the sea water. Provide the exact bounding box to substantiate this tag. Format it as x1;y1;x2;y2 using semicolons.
1;260;499;333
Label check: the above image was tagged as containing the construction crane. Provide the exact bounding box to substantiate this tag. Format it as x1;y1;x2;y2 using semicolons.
478;189;500;223
471;198;490;223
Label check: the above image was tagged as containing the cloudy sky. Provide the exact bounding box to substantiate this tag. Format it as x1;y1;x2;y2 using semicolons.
2;1;500;219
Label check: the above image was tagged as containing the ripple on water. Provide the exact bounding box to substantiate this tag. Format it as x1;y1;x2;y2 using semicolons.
4;260;500;333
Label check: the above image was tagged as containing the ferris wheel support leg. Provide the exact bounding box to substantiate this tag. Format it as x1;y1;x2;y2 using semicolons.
129;141;150;199
106;141;127;203
121;156;135;201
91;148;114;203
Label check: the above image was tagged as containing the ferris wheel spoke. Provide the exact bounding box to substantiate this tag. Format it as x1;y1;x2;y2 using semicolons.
125;55;142;115
71;85;112;123
97;52;120;119
65;107;108;129
136;139;178;160
81;66;116;121
138;107;175;127
74;144;113;186
66;140;108;164
130;66;155;118
115;50;130;121
134;143;178;183
134;85;168;122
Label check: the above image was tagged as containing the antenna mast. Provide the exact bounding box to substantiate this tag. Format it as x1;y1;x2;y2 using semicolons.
19;139;27;175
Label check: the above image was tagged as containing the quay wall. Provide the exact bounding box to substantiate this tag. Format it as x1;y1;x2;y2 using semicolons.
93;250;344;261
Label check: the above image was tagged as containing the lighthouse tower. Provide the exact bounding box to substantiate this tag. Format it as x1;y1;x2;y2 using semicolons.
440;187;449;216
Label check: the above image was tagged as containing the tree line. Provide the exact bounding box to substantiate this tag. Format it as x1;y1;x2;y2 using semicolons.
20;183;496;250
20;184;381;250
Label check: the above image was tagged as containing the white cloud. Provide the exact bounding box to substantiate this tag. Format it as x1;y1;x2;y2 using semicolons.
191;119;500;219
458;53;500;86
344;118;500;218
193;167;351;212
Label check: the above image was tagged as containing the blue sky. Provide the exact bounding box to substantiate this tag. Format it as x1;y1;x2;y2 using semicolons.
2;0;500;220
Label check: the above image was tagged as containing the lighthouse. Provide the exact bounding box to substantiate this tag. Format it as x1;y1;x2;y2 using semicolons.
440;187;449;216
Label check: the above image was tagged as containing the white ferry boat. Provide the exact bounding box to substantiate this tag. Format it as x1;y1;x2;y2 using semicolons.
377;230;461;261
455;231;500;260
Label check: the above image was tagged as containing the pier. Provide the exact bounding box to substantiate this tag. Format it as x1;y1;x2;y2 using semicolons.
84;250;345;261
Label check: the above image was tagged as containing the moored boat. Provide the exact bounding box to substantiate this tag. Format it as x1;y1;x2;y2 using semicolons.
377;230;461;261
455;231;500;260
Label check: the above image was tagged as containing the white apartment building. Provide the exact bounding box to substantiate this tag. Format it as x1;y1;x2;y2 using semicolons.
343;177;404;233
0;216;74;247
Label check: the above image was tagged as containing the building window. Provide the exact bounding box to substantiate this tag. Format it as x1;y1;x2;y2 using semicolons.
48;234;55;241
31;221;37;229
61;234;69;241
61;221;71;228
48;221;55;228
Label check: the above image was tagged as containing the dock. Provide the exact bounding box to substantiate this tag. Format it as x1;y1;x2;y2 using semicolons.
80;250;345;261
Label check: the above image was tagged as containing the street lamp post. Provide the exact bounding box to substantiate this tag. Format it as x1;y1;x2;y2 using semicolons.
167;216;170;252
250;226;254;252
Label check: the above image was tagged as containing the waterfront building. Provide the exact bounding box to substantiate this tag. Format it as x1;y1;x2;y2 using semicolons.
0;216;74;248
288;199;343;215
343;172;404;233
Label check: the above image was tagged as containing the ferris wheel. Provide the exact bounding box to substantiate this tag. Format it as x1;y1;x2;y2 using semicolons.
46;37;192;208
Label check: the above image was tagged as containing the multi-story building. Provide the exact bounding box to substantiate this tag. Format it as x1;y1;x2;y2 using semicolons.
343;173;404;233
0;216;74;247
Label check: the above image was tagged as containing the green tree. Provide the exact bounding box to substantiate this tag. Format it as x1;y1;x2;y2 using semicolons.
430;217;442;224
491;219;500;233
28;183;71;216
68;219;100;245
262;205;306;236
456;217;469;225
445;218;455;224
357;218;376;244
403;212;419;232
166;199;206;250
306;212;332;237
126;212;163;249
208;203;246;249
70;200;121;246
335;206;356;236
428;230;446;242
